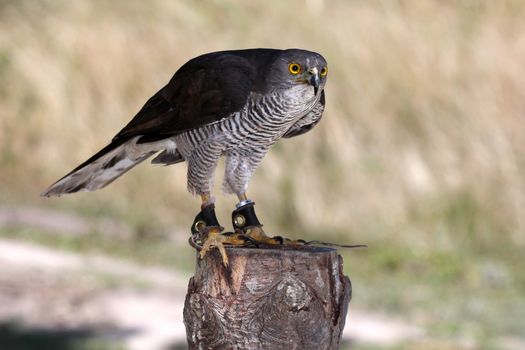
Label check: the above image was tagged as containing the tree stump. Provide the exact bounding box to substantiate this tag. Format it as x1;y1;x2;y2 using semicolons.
183;246;351;350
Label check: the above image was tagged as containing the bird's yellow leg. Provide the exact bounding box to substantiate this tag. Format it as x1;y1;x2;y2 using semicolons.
200;194;212;208
195;193;247;266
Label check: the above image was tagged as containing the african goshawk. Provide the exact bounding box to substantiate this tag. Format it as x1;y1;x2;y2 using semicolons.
42;48;328;263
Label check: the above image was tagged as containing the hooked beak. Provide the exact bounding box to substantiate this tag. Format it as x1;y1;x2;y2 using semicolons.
305;67;320;95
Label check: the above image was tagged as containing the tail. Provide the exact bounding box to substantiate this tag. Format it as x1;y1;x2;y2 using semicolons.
41;137;170;197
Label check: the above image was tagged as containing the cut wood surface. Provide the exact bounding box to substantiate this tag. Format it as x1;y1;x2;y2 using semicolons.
183;246;351;350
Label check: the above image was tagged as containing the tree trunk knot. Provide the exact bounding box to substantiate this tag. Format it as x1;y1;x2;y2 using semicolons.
277;274;311;311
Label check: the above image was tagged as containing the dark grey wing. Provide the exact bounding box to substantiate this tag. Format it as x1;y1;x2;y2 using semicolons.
113;52;256;144
282;90;325;138
42;53;257;195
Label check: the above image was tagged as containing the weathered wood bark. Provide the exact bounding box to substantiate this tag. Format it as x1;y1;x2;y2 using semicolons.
183;246;351;350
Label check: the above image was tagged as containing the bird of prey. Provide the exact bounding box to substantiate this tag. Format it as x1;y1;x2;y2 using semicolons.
42;48;328;264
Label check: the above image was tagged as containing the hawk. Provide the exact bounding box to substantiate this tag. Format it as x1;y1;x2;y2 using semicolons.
42;48;328;264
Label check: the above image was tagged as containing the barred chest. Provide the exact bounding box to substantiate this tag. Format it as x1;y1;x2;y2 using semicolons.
225;86;319;146
176;85;320;158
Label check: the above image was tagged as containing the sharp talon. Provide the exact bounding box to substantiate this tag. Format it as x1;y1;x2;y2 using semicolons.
217;242;229;267
195;227;255;267
198;227;228;265
237;226;281;246
236;234;257;245
189;235;202;250
272;235;284;244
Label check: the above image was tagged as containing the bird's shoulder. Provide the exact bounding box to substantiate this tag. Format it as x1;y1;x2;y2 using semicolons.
114;50;279;143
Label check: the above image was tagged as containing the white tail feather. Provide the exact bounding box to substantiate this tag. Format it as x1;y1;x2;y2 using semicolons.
41;137;172;197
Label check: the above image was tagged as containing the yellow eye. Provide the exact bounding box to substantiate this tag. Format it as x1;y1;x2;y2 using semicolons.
320;66;328;77
288;63;302;75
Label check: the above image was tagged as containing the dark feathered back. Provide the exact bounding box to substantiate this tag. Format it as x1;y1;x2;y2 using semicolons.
114;49;286;144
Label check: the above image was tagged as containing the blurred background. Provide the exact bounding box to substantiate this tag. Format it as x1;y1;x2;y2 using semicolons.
1;0;524;349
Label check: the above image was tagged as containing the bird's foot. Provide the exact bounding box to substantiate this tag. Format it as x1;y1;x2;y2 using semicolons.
190;201;366;266
197;227;248;266
240;225;282;245
239;225;368;249
231;200;367;249
231;200;300;246
190;203;250;266
239;225;307;247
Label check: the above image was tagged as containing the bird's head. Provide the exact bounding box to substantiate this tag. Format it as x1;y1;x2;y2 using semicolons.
268;49;328;96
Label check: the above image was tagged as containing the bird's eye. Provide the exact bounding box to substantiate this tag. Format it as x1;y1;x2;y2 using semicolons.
288;63;302;75
320;66;328;77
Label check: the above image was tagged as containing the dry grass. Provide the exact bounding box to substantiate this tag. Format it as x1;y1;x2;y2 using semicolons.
2;0;524;242
1;1;525;346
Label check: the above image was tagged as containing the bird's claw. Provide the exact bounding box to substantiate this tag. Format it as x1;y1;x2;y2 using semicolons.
189;225;366;267
199;226;229;266
237;226;282;246
189;200;366;267
190;226;249;266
